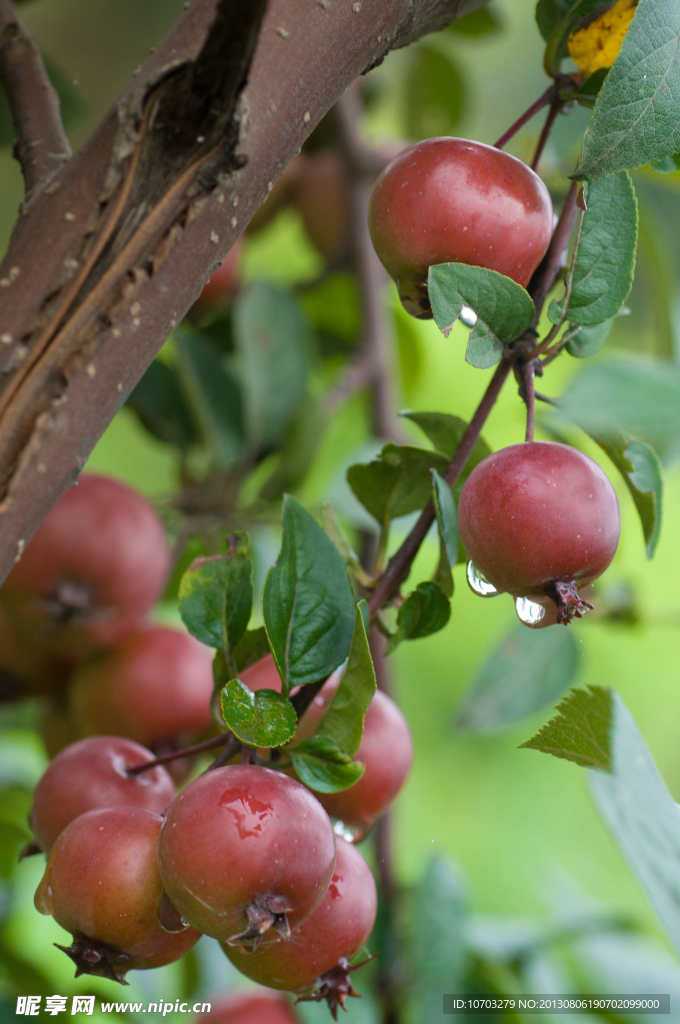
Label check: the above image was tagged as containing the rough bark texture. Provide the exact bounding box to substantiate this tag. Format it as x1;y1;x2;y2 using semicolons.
0;0;483;583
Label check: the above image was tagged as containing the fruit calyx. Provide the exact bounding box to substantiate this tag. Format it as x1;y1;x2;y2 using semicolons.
55;935;131;984
226;895;293;951
548;580;594;624
296;955;376;1020
42;582;93;626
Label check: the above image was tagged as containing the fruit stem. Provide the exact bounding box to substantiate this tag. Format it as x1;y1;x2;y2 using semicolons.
367;357;513;616
493;84;558;151
522;362;536;443
126;732;239;775
531;99;561;171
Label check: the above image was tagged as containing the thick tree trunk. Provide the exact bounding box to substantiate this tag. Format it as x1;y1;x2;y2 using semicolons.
0;0;482;581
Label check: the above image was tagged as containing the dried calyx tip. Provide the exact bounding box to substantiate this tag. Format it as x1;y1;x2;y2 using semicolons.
55;936;131;984
297;954;377;1020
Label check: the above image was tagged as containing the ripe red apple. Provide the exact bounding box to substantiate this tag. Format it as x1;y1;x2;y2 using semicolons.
67;625;214;747
1;474;170;657
195;991;299;1024
458;442;620;621
368;137;553;317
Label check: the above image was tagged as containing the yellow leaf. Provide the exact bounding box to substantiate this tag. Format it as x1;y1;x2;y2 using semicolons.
568;0;638;77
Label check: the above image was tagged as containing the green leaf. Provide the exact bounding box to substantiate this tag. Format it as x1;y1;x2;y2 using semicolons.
457;624;580;733
178;544;252;659
535;0;573;42
431;470;458;598
231;627;271;673
431;469;459;566
587;691;680;956
565;318;613;358
556;356;680;457
405;44;465;141
175;327;244;467
387;582;451;655
519;685;613;770
428;263;534;368
262;496;356;693
560;173;638;326
651;150;680;173
347;444;449;528
567;67;610;109
448;6;502;36
258;394;323;501
288;736;365;793
576;0;680;179
542;0;613;76
412;856;468;1020
315;607;377;757
127;359;198;448
400;410;491;473
595;433;663;558
220;679;296;748
234;282;309;451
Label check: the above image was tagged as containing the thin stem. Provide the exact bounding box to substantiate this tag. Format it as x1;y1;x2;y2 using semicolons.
368;356;513;616
0;0;70;195
531;100;560;171
127;732;236;775
493;84;557;150
523;362;536;443
529;180;580;328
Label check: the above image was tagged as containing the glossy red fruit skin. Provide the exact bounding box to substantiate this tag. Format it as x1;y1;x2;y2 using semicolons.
68;625;214;746
368;138;553;318
195;991;299;1024
240;653;282;693
157;765;336;943
223;837;376;993
34;807;200;974
296;681;413;838
1;474;170;656
31;736;176;852
458;442;621;598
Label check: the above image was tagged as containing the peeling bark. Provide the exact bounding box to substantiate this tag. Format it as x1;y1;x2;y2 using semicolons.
0;0;484;583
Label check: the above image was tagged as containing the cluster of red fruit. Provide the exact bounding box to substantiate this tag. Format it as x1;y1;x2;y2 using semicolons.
368;138;622;624
2;474;413;1012
0;474;215;757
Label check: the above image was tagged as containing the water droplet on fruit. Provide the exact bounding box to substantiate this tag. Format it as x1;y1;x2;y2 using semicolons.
333;819;359;843
515;597;546;626
466;562;499;597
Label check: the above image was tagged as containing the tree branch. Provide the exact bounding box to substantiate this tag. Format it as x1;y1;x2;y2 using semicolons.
0;0;70;195
0;0;484;585
334;84;401;441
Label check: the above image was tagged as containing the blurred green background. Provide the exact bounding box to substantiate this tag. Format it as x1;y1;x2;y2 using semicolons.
2;0;680;1021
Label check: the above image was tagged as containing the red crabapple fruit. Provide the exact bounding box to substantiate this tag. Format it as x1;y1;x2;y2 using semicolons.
368;138;553;318
68;625;214;746
223;837;377;1016
458;442;620;623
194;991;300;1024
31;736;176;852
1;474;170;656
157;764;336;947
295;677;413;839
34;807;200;982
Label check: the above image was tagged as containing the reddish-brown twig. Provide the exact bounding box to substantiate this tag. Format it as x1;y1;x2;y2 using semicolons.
0;0;70;194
